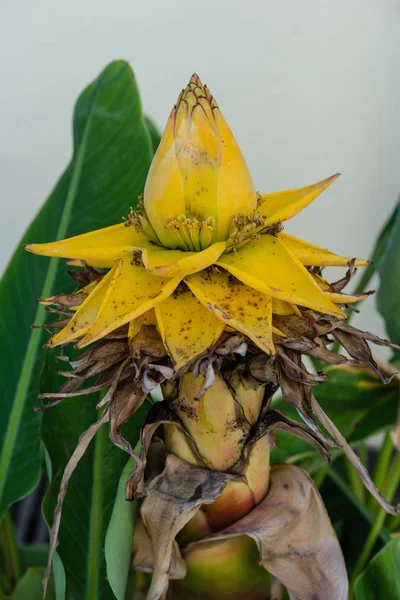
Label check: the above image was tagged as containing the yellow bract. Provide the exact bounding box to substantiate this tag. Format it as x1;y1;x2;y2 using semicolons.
213;107;258;242
174;101;220;224
143;116;186;249
279;233;369;267
217;235;345;317
25;223;148;268
186;269;275;355
143;74;257;250
259;174;340;226
155;288;225;370
77;255;180;347
47;266;117;347
142;241;226;278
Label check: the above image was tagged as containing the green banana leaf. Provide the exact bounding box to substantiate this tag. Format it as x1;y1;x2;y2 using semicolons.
41;389;150;600
355;537;400;599
0;60;156;518
321;470;391;575
356;199;400;294
377;199;400;344
30;63;161;599
104;457;137;600
10;567;55;600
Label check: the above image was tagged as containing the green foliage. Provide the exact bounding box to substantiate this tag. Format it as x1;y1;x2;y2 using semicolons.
355;538;400;599
41;395;149;600
10;567;55;600
356;200;400;294
105;457;137;600
377;199;400;343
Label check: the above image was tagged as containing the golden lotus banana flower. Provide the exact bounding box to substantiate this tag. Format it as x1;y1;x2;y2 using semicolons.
25;74;368;371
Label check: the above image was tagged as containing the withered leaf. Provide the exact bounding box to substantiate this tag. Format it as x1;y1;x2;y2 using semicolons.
125;404;204;500
277;348;326;385
188;464;348;600
129;325;167;359
133;519;186;580
109;374;148;455
256;409;331;463
140;453;236;600
278;353;336;449
332;328;392;383
337;321;400;350
69;340;128;374
39;290;88;309
67;263;103;286
31;317;71;332
330;259;357;292
97;356;133;409
306;343;349;366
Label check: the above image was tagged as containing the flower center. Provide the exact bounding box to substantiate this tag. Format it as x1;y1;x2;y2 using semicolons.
165;214;216;251
125;195;284;254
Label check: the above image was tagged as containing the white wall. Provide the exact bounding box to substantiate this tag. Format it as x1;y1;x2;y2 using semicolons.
1;0;400;349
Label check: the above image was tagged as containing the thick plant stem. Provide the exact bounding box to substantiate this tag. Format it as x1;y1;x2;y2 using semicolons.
313;463;330;489
386;514;400;532
86;418;106;600
349;449;400;598
367;432;393;512
358;442;368;472
344;454;365;502
0;511;23;593
327;469;390;542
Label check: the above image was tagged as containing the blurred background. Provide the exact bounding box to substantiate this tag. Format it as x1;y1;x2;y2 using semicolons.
1;0;400;349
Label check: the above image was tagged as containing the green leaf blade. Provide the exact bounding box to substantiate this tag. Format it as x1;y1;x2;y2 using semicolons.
105;458;137;600
377;200;400;344
355;200;400;294
11;566;55;600
42;395;151;600
355;538;400;599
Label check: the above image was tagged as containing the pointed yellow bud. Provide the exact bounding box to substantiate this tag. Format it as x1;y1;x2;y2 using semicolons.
143;74;257;250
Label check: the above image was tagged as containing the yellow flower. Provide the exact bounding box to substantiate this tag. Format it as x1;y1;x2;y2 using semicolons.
25;74;368;371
